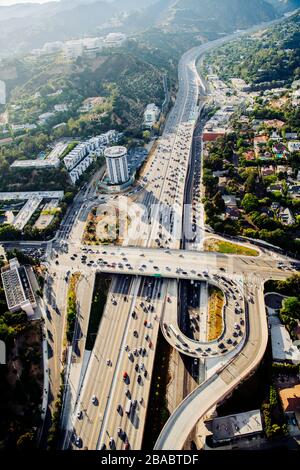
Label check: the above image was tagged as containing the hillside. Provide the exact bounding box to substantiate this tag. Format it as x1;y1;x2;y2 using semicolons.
165;0;278;32
267;0;300;13
1;49;169;132
204;11;300;88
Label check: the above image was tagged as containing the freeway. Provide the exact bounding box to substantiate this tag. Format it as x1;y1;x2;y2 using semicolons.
49;14;299;452
62;21;215;450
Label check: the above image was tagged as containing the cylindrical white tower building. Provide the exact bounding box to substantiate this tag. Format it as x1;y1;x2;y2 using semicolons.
104;146;129;185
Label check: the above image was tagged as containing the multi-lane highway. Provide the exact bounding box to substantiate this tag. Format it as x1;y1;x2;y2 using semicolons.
41;15;299;452
60;26;215;450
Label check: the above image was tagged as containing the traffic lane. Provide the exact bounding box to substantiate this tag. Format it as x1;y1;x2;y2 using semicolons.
55;250;292;286
71;276;135;449
97;278;166;450
161;277;246;358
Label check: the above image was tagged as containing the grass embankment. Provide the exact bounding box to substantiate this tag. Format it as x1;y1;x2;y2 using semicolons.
142;331;171;449
204;238;259;257
85;274;111;351
66;272;80;343
207;286;224;341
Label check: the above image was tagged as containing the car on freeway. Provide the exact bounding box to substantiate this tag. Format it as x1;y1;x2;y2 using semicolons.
75;437;82;448
109;438;115;449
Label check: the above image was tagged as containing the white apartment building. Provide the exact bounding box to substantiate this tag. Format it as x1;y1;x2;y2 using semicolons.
69;155;94;184
104;146;129;185
104;33;126;48
64;130;121;171
63;40;84;59
143;103;160;129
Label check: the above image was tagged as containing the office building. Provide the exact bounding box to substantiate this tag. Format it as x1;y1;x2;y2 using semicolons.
104;146;129;185
1;258;37;318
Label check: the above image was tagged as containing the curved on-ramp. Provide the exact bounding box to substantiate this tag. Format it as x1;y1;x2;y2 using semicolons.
160;276;246;359
154;283;268;450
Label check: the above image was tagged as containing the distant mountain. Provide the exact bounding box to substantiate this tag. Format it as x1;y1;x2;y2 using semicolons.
0;0;296;57
123;0;279;35
267;0;300;13
148;0;277;32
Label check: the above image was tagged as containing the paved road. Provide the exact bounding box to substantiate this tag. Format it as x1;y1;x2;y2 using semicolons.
47;14;297;451
154;280;269;449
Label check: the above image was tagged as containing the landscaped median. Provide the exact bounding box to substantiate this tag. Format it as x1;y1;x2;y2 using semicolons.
204;237;259;257
66;272;81;343
207;286;224;342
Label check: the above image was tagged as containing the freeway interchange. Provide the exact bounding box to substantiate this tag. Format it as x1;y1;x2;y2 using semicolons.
40;20;298;452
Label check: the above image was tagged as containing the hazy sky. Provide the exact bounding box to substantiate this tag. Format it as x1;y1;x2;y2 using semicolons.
0;0;59;6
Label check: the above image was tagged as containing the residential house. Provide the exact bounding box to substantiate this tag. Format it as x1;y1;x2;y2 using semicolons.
288;141;300;153
279;208;295;226
267;183;283;193
222;195;238;207
243;150;255;161
285;132;298;140
254;135;268;158
270;130;282;141
276;165;288;174
212;170;229;178
225;207;240;220
218;176;230;192
264;120;285;129
288;185;300;199
261;166;275;177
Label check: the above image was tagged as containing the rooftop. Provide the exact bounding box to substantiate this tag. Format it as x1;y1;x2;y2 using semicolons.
279;384;300;413
0;191;64;201
1;258;36;314
271;321;300;364
212;410;263;442
104;146;127;159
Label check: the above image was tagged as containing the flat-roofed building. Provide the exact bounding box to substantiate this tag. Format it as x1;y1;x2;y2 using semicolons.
10;142;67;170
143;103;160;129
211;410;263;444
1;258;37;317
0;191;64;201
270;319;300;364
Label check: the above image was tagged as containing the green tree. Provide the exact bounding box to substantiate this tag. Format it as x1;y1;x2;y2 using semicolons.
241;193;259;213
16;432;35;450
281;297;300;320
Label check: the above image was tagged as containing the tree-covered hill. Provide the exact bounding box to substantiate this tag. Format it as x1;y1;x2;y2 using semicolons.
205;11;300;88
